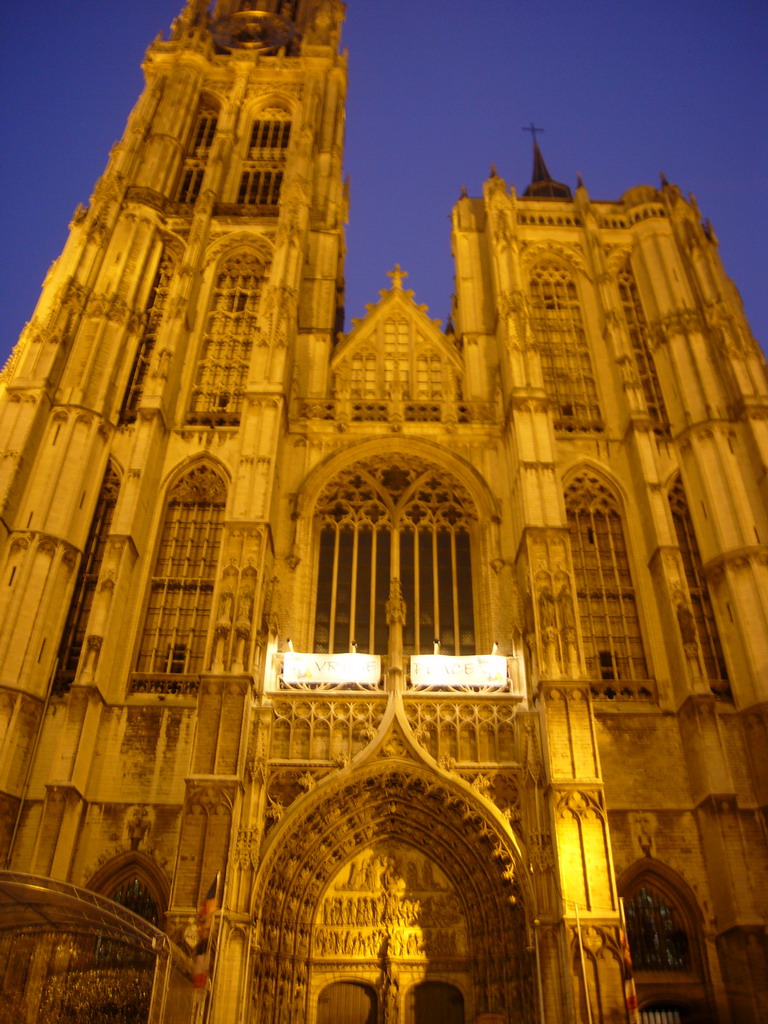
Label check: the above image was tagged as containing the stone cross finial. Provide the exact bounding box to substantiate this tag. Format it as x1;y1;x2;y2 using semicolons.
387;265;408;289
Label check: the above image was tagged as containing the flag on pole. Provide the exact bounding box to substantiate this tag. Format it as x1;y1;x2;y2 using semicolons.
619;899;641;1024
194;873;220;990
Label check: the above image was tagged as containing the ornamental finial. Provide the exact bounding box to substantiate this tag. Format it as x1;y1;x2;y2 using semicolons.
387;265;408;290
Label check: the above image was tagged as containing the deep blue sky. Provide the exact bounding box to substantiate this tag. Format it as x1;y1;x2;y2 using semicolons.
1;1;766;366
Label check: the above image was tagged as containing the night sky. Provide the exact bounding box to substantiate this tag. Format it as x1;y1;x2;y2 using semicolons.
1;1;766;367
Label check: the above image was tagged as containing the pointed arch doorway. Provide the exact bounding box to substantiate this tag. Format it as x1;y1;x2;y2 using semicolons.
250;764;537;1024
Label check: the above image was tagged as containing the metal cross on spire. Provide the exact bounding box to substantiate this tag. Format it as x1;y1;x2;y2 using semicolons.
521;122;545;143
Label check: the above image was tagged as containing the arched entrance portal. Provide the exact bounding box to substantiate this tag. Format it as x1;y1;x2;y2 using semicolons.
250;763;537;1024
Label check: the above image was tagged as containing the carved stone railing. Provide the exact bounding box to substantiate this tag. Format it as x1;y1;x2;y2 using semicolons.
128;674;200;698
294;397;496;426
589;678;657;702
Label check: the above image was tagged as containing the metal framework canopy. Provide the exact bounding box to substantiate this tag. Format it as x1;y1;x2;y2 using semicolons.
0;872;193;1024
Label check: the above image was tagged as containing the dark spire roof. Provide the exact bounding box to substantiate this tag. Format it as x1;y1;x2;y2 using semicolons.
523;140;572;199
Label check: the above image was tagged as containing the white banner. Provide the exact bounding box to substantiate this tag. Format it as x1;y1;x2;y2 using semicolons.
410;654;508;689
282;652;381;687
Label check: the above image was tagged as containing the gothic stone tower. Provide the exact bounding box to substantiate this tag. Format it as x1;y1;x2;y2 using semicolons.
1;4;767;1024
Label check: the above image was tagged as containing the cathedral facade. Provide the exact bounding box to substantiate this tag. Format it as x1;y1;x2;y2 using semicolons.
1;2;767;1023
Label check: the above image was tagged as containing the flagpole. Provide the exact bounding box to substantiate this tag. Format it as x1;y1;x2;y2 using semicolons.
618;896;641;1024
193;871;221;1022
203;870;226;1023
573;900;594;1024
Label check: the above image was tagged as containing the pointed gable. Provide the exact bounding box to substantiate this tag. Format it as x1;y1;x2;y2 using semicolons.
332;267;464;423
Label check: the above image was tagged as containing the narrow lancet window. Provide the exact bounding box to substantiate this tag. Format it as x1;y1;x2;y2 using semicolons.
530;261;602;431
135;466;226;676
669;478;729;687
53;465;120;694
187;252;264;425
120;252;174;423
618;261;669;434
176;102;218;204
238;113;291;209
566;472;648;681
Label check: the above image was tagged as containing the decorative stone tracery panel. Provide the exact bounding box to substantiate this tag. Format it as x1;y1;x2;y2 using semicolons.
403;698;518;766
270;697;387;763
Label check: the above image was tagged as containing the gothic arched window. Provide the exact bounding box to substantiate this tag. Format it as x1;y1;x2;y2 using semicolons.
135;466;226;676
110;878;160;927
624;883;691;973
187;252;264;425
238;110;291;208
618;261;669;434
529;261;602;431
565;472;648;681
668;478;729;687
53;464;120;694
314;461;476;656
620;867;712;1023
176;101;219;204
120;251;174;423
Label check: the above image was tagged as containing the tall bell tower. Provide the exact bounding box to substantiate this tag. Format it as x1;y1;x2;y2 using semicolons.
0;0;349;1018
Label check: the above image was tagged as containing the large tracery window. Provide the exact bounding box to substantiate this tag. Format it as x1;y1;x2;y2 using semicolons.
314;461;476;656
618;262;669;434
176;102;218;204
187;252;264;425
238;112;291;208
668;478;729;687
120;252;174;423
529;261;602;431
135;466;226;677
566;472;648;681
53;465;120;694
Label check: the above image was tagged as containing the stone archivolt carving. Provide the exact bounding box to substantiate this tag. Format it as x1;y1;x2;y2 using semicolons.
454;769;522;827
250;764;534;1024
520;241;588;276
265;766;331;825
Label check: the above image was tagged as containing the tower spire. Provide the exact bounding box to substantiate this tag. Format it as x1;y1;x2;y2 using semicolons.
521;123;572;199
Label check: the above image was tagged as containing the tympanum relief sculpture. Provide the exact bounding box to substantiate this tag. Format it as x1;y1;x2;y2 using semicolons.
313;842;467;964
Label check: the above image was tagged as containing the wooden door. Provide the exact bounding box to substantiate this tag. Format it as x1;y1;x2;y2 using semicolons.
317;981;377;1024
411;981;465;1024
